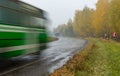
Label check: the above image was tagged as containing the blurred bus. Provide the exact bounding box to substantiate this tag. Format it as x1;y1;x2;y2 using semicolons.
0;0;48;59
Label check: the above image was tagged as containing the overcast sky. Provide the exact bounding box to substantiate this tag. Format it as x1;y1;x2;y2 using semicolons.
21;0;98;30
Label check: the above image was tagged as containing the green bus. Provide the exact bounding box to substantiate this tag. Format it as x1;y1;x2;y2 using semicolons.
0;0;48;59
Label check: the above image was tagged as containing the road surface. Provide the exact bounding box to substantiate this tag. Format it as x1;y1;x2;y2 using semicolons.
0;37;87;76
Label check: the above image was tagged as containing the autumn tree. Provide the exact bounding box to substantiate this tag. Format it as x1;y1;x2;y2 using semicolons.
73;7;94;37
108;0;120;38
92;0;110;37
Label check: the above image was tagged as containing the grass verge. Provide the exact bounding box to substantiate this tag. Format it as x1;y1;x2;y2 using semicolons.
50;38;120;76
48;37;58;42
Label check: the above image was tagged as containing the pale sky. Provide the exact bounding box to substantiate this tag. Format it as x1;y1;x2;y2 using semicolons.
21;0;98;30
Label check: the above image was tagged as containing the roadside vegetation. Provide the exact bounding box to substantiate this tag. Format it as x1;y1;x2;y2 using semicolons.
50;38;120;76
48;37;58;42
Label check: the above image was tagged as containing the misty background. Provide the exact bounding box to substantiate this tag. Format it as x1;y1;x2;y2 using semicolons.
21;0;98;30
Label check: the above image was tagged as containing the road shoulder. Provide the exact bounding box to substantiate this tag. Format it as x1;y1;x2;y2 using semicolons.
50;38;120;76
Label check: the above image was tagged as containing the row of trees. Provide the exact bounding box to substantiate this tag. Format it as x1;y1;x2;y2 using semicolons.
54;19;75;37
54;0;120;39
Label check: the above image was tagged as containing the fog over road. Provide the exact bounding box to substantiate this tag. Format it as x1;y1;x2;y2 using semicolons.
2;37;87;76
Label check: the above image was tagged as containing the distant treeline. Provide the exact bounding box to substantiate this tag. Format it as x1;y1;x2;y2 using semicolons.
54;0;120;39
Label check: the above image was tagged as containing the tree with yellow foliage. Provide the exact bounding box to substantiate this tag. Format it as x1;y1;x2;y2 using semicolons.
73;7;94;37
92;0;109;37
108;0;120;39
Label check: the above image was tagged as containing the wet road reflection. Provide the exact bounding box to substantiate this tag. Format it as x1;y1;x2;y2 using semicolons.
1;37;87;76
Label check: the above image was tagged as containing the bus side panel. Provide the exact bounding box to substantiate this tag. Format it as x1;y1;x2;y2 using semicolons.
0;50;25;59
0;32;25;47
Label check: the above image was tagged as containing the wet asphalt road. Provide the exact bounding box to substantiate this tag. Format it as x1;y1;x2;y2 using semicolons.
1;37;87;76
